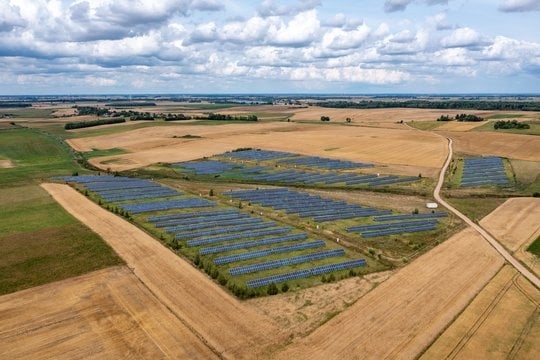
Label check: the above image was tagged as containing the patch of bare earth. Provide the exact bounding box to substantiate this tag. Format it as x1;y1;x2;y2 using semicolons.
0;159;13;168
0;266;217;359
276;227;504;359
247;271;392;339
41;183;284;359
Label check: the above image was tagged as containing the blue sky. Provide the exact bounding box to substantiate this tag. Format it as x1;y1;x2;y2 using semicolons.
0;0;539;94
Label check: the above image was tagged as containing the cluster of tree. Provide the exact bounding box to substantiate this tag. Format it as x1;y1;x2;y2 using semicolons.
455;113;484;122
163;113;192;121
320;115;330;121
494;120;531;130
436;114;484;122
64;118;125;129
73;106;110;116
193;113;258;121
316;100;540;111
0;102;31;108
129;112;155;121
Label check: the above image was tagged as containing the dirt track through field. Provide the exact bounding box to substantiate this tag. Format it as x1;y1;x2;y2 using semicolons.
277;227;504;359
41;183;281;359
0;266;217;359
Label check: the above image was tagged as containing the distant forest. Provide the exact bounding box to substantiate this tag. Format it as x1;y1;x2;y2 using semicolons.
315;100;540;111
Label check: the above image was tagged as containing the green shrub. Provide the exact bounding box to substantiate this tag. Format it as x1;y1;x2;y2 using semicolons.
267;283;279;295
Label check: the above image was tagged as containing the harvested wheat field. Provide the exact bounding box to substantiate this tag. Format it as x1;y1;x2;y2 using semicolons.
479;198;540;252
422;265;539;360
67;122;447;172
0;266;217;359
439;131;540;161
41;183;283;359
276;227;504;360
289;106;501;124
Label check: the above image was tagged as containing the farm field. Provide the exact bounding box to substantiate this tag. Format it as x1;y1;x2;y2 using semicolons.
0;128;122;294
0;266;218;359
422;266;539;360
66;121;447;173
276;227;504;359
438;130;540;162
41;183;285;358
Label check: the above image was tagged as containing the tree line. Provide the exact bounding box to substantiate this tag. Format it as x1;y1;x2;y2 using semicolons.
494;120;530;130
64;118;125;130
316;100;540;111
437;113;484;122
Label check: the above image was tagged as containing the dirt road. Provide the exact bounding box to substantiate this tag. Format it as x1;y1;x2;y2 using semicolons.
433;139;540;288
41;183;282;359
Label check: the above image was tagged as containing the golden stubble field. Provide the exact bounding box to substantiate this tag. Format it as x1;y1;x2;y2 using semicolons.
66;121;448;175
422;198;540;360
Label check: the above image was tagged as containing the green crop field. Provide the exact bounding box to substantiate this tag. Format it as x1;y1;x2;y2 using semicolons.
473;120;540;136
0;127;122;295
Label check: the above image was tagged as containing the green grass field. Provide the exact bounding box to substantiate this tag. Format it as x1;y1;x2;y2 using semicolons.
473;120;540;136
526;235;540;256
486;114;525;119
406;121;444;130
446;197;506;222
0;127;122;295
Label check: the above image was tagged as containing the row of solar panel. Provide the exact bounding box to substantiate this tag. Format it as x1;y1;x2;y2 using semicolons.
229;249;346;276
214;240;326;265
164;217;263;233
278;156;372;169
347;219;438;232
147;209;239;222
362;224;437;237
199;233;308;255
246;259;367;288
156;212;249;228
119;198;215;214
175;222;278;240
374;213;448;222
186;227;292;247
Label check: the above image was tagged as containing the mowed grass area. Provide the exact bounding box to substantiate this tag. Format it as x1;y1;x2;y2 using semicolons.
446;197;506;223
406;121;444;130
0;128;122;295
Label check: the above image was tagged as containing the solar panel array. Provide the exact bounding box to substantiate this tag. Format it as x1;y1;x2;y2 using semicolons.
460;156;510;187
229;249;345;275
278;156;372;169
344;213;447;238
57;175;184;202
119;198;215;214
222;188;391;222
58;175;368;290
246;259;367;288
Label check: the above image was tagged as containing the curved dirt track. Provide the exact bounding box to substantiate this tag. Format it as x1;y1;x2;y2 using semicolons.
277;227;504;359
0;266;217;359
433;139;540;288
41;183;282;359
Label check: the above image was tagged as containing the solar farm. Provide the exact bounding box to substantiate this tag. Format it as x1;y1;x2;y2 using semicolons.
459;156;510;187
172;149;421;188
56;175;374;291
